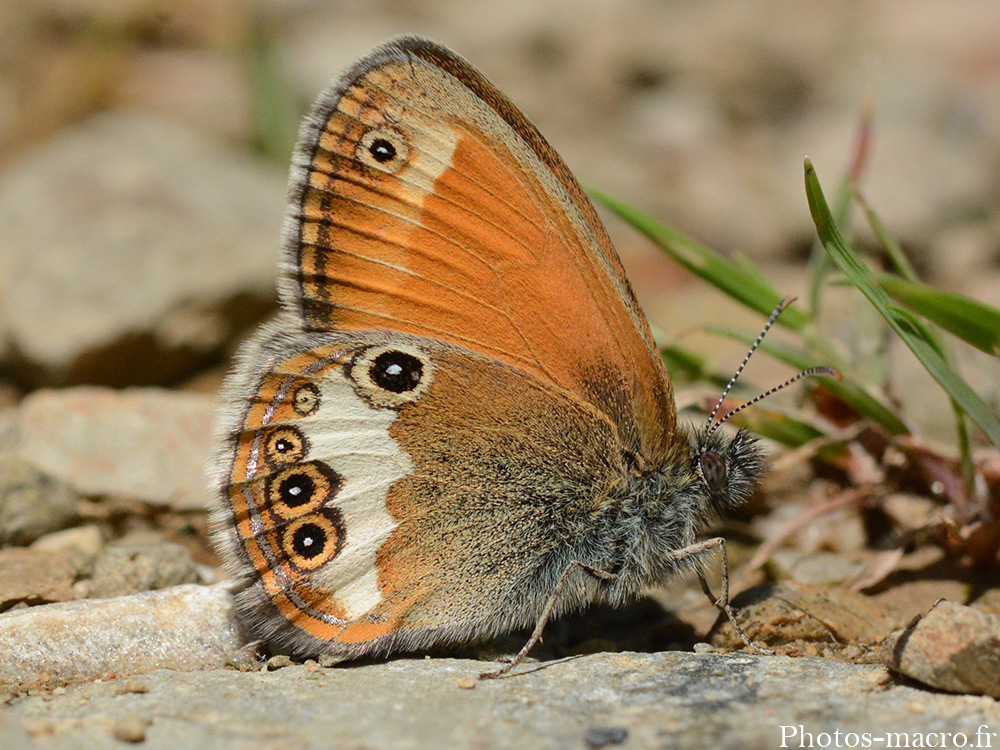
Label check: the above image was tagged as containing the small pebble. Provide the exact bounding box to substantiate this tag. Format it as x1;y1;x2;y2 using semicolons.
585;726;628;749
112;714;151;743
113;679;150;695
265;655;294;671
317;653;346;668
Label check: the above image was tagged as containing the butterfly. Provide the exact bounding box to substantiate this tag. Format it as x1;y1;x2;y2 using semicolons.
211;35;774;677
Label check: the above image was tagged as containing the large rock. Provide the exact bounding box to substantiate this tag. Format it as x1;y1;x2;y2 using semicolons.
4;649;998;749
0;409;81;545
0;112;282;387
89;542;202;599
880;600;1000;698
0;547;75;609
17;387;216;511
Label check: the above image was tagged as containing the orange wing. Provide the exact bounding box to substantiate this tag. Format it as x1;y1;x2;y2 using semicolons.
280;37;675;465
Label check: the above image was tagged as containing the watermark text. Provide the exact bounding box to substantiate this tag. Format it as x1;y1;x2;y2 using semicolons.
780;725;997;748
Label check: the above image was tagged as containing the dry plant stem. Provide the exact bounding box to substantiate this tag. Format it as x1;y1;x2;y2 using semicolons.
844;547;905;591
746;487;868;571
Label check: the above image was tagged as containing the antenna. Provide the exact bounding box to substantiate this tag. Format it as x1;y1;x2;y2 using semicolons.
704;296;840;438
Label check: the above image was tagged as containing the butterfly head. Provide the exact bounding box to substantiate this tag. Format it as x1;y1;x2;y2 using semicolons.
690;426;765;517
684;295;837;515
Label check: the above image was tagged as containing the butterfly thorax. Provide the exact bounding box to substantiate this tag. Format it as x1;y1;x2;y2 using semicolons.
589;426;764;606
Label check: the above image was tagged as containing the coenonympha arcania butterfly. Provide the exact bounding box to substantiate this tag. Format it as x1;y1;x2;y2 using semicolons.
212;36;809;677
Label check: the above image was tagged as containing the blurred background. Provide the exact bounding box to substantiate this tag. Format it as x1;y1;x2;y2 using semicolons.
1;0;999;428
1;0;999;656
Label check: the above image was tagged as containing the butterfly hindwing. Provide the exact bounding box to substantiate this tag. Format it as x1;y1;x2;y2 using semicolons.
214;324;628;656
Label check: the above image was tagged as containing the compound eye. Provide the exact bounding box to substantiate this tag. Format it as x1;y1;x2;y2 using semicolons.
700;450;728;494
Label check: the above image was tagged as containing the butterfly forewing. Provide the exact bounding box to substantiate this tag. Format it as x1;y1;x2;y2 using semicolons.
282;37;676;464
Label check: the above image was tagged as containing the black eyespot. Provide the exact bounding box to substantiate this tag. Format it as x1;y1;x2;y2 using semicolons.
263;426;309;468
348;344;432;408
292;521;326;558
369;138;396;163
282;508;346;570
357;129;408;173
280;472;314;507
700;450;728;494
266;461;342;520
370;350;423;393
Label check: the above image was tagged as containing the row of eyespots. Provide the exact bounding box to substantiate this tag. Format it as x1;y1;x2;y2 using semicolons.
262;380;345;572
262;348;430;570
245;344;431;574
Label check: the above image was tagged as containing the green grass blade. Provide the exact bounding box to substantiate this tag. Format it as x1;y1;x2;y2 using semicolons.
805;159;1000;448
659;341;827;446
878;274;1000;356
855;191;920;282
588;187;810;331
707;326;910;435
245;18;300;164
859;186;978;489
658;343;821;445
732;407;826;447
806;103;874;316
806;173;852;316
659;344;731;389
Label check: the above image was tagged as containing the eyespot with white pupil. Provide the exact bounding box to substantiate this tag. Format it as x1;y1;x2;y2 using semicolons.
280;473;312;507
348;344;432;409
282;508;345;571
266;461;342;521
371;351;422;393
369;139;395;162
357;128;408;173
291;521;326;559
263;426;309;468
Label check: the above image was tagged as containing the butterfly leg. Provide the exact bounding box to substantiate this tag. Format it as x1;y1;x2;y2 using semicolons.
478;560;617;680
684;536;770;654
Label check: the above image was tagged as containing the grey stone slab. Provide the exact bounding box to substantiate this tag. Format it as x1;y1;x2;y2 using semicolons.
5;651;999;750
